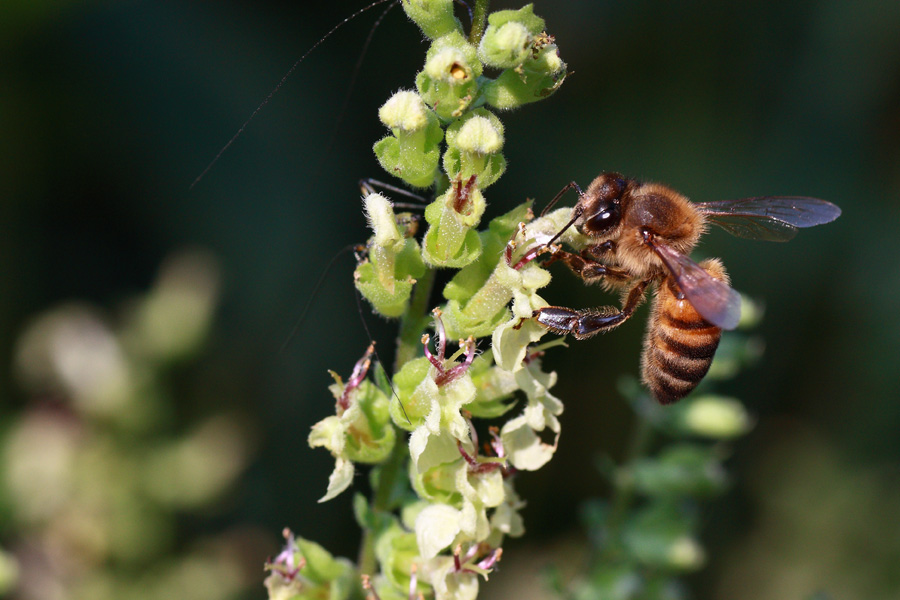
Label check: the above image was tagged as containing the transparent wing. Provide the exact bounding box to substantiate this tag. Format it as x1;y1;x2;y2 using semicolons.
652;243;742;330
695;196;841;242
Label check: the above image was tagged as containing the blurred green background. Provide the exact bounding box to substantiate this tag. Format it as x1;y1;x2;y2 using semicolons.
2;1;899;598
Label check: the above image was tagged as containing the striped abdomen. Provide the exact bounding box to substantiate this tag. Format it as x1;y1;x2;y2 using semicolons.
641;260;727;404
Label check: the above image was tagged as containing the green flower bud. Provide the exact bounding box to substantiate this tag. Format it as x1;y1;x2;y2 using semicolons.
401;0;462;40
478;21;531;68
628;444;729;498
355;194;427;317
379;90;431;131
417;32;481;120
455;115;503;154
482;60;567;110
443;109;507;189
374;92;444;188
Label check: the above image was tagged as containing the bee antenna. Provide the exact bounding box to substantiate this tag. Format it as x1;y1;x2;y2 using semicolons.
189;0;397;190
545;205;583;248
540;180;586;217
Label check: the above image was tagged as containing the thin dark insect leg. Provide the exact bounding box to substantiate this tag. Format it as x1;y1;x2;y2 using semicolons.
354;284;411;424
359;178;430;203
190;0;396;189
547;249;631;284
280;243;359;353
453;0;474;28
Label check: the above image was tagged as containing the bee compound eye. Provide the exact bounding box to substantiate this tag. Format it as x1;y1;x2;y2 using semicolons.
583;203;620;234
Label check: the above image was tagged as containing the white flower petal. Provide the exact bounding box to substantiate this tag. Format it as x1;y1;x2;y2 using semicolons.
416;504;462;559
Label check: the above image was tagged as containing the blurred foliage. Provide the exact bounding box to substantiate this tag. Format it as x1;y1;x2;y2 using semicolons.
2;1;900;599
1;250;265;599
543;314;760;600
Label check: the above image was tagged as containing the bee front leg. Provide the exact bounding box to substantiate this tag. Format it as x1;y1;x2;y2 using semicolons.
534;279;651;339
547;249;631;285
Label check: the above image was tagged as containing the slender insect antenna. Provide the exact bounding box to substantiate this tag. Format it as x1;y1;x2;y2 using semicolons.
539;181;586;217
322;1;401;164
189;0;398;189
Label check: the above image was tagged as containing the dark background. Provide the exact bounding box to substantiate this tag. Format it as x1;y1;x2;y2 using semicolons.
3;1;900;598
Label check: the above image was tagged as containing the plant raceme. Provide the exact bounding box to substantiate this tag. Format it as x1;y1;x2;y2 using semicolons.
265;3;576;600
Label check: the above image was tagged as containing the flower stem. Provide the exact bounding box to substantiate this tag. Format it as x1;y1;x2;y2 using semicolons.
358;436;407;576
394;266;437;371
469;0;490;45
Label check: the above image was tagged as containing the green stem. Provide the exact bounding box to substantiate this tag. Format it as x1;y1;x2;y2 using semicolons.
358;437;408;576
469;0;490;45
357;266;436;577
394;266;437;371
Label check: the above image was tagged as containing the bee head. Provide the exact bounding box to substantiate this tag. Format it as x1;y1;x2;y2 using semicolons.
577;172;627;236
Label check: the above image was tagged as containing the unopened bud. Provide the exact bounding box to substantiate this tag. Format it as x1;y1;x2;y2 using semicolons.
479;21;531;68
455;115;504;154
379;90;429;131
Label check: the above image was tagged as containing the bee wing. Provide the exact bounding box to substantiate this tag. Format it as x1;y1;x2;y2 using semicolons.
695;196;841;242
652;243;742;330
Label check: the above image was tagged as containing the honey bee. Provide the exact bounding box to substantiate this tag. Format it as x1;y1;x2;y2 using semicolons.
533;172;841;404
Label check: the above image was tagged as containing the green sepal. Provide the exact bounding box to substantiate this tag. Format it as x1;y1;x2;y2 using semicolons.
411;458;464;506
482;45;567;110
340;380;396;465
443;202;530;304
440;202;535;339
293;537;354;585
401;0;462;40
628;444;729;499
374;520;430;595
373;129;443;189
355;261;414;318
421;188;485;268
486;4;545;34
390;357;433;430
355;238;426;318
